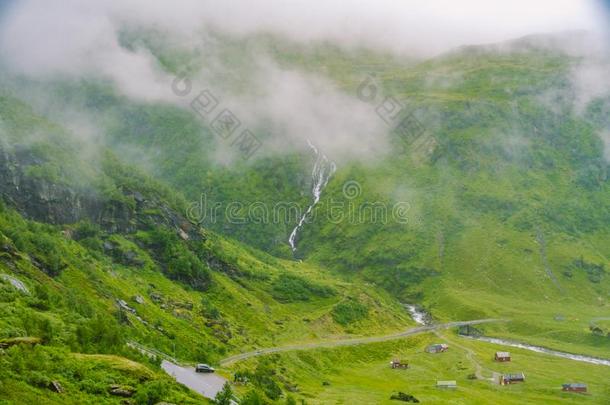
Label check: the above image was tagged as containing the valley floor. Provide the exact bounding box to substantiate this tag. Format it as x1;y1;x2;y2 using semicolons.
226;329;610;404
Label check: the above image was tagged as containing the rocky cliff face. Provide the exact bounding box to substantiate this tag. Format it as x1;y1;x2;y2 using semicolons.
0;145;103;225
0;145;200;240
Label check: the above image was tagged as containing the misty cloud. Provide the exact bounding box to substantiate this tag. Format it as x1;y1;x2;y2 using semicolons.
571;58;610;108
2;1;605;63
0;1;175;103
216;60;388;161
0;0;607;163
600;130;610;161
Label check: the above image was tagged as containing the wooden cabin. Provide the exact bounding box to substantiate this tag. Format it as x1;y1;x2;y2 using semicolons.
499;373;525;385
436;380;457;389
562;383;587;393
390;359;409;369
494;351;511;362
426;344;449;354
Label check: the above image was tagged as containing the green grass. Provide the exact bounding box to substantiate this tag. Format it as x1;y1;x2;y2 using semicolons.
229;331;610;404
0;345;207;404
1;31;609;404
0;202;414;403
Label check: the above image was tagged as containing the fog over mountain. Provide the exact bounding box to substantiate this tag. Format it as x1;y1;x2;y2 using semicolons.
0;0;608;161
1;2;610;404
1;0;605;61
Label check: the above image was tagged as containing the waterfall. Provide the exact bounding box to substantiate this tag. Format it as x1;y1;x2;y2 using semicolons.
288;140;336;251
403;304;431;325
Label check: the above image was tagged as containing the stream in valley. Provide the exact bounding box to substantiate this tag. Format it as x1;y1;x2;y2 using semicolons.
461;335;610;367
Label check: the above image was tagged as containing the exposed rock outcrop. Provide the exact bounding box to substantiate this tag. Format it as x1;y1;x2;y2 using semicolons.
0;145;201;241
0;146;104;225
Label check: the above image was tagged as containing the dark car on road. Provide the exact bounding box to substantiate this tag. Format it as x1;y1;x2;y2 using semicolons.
195;364;215;373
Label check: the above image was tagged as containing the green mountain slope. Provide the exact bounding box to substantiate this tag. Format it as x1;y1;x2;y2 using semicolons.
0;93;413;403
0;32;609;404
292;41;610;358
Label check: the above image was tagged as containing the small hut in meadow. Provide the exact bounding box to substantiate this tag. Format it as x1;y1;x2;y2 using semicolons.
390;359;409;369
426;343;448;354
494;351;511;362
499;373;525;385
562;383;587;393
436;380;457;389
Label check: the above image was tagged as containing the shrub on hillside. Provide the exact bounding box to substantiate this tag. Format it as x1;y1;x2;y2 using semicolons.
564;257;606;283
200;297;221;320
213;382;234;405
73;221;101;240
75;314;124;353
331;299;368;326
240;389;268;405
270;274;335;303
390;392;419;403
133;380;170;405
237;360;283;401
143;228;212;291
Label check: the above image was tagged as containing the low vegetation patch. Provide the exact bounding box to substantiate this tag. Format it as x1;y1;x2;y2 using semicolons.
0;345;200;404
563;257;606;283
331;299;369;326
139;228;212;291
270;273;335;303
390;392;420;403
234;359;284;401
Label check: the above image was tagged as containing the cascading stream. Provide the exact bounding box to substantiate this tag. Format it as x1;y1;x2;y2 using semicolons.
404;304;430;326
460;335;610;367
288;140;336;251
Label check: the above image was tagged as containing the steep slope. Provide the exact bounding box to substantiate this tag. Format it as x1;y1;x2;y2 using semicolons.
0;94;414;403
1;32;609;404
286;40;610;357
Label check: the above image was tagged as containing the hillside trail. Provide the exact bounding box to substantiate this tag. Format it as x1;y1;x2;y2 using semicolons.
433;330;495;381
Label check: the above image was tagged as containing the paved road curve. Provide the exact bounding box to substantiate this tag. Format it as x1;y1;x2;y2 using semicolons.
128;341;234;402
220;318;505;365
162;361;231;400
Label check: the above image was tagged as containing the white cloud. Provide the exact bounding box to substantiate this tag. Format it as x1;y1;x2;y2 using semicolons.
225;61;388;160
571;58;610;108
0;1;175;102
0;0;607;161
1;0;604;72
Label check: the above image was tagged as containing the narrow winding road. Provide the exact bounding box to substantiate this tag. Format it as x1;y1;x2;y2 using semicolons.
129;319;504;400
129;314;610;403
220;318;505;365
161;361;233;401
128;341;233;402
